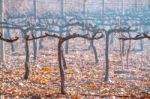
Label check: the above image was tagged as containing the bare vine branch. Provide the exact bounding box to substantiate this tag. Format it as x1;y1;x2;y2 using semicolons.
0;32;19;42
119;33;150;40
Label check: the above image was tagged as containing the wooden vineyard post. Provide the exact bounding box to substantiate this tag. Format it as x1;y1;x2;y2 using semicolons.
0;0;5;63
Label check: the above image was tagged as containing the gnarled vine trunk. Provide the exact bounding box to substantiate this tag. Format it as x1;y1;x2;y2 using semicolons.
104;32;110;82
24;39;30;79
58;39;65;94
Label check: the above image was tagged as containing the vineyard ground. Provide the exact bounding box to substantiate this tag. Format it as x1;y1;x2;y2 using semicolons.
0;38;150;98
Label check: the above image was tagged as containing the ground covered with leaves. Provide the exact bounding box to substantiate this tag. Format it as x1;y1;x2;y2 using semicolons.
0;39;150;98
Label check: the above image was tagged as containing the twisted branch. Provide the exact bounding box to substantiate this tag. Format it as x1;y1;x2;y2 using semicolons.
0;32;19;42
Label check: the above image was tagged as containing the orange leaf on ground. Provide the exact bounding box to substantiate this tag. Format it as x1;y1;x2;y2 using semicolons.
144;82;150;86
42;66;53;74
71;95;81;99
86;83;97;89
